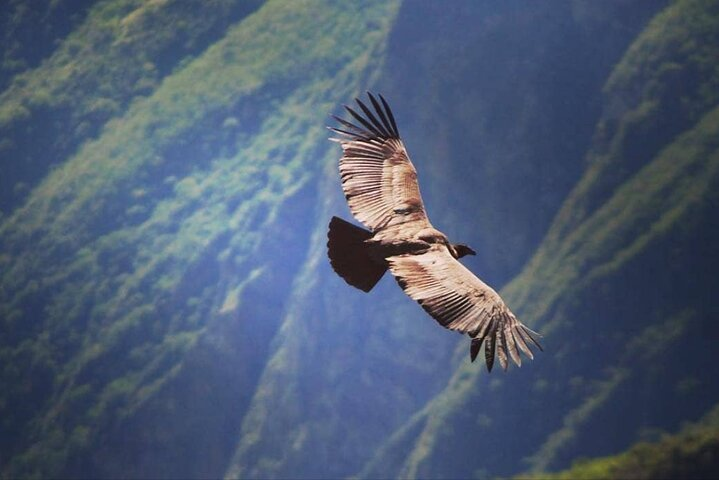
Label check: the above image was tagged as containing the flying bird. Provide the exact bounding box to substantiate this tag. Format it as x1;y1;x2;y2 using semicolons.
326;93;542;372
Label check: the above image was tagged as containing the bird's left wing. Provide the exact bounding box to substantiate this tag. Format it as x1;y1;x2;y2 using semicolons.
329;93;429;232
387;245;542;371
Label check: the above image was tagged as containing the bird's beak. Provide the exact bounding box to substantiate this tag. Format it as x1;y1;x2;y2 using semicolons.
454;244;476;258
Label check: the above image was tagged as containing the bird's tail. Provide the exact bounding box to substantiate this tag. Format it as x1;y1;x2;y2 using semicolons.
327;216;387;292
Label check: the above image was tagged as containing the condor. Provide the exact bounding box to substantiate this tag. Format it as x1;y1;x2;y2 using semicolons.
327;93;541;372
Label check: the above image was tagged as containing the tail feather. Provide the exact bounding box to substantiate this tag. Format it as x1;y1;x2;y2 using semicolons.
327;216;386;292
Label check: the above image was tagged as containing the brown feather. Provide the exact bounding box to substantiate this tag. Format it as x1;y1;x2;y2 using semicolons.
331;97;429;232
387;245;541;371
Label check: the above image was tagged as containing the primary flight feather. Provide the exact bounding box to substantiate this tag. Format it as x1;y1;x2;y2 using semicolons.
327;93;541;371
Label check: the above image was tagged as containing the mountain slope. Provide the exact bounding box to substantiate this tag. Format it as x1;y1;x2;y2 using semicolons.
527;403;719;480
0;1;397;477
0;0;96;90
1;1;716;479
0;0;262;213
224;3;668;478
377;0;667;285
361;0;719;477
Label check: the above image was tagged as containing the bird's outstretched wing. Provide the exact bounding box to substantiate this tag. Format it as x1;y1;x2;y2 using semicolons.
329;93;428;232
388;245;542;371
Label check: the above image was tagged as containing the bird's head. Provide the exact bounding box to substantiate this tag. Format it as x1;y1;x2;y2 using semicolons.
451;243;476;259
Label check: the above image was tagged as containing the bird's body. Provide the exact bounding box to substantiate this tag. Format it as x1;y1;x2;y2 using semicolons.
327;93;541;371
369;224;444;257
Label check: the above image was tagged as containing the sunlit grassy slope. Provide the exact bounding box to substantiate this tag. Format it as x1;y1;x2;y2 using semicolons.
0;0;398;477
525;403;719;480
361;0;719;478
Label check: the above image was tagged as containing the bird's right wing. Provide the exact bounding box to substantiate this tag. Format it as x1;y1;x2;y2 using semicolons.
387;245;542;371
329;93;429;232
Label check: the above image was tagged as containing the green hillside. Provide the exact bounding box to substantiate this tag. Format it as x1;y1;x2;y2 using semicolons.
362;0;719;478
526;404;719;480
0;0;96;90
0;1;398;477
1;0;717;479
0;0;262;212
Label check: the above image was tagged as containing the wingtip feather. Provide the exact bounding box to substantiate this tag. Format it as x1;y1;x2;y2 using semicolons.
470;337;482;362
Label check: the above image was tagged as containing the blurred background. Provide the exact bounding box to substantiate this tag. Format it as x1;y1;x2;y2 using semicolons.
1;0;718;478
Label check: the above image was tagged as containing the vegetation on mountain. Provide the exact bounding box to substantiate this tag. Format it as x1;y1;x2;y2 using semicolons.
0;0;96;90
360;0;719;477
0;1;397;477
526;404;719;480
0;1;716;478
0;0;262;212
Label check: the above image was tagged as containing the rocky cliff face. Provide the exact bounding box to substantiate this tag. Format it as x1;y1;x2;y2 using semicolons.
1;1;716;479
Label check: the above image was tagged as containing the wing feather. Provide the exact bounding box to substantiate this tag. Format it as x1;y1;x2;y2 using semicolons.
378;93;399;135
388;246;541;371
330;93;428;231
497;327;508;371
485;326;497;372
